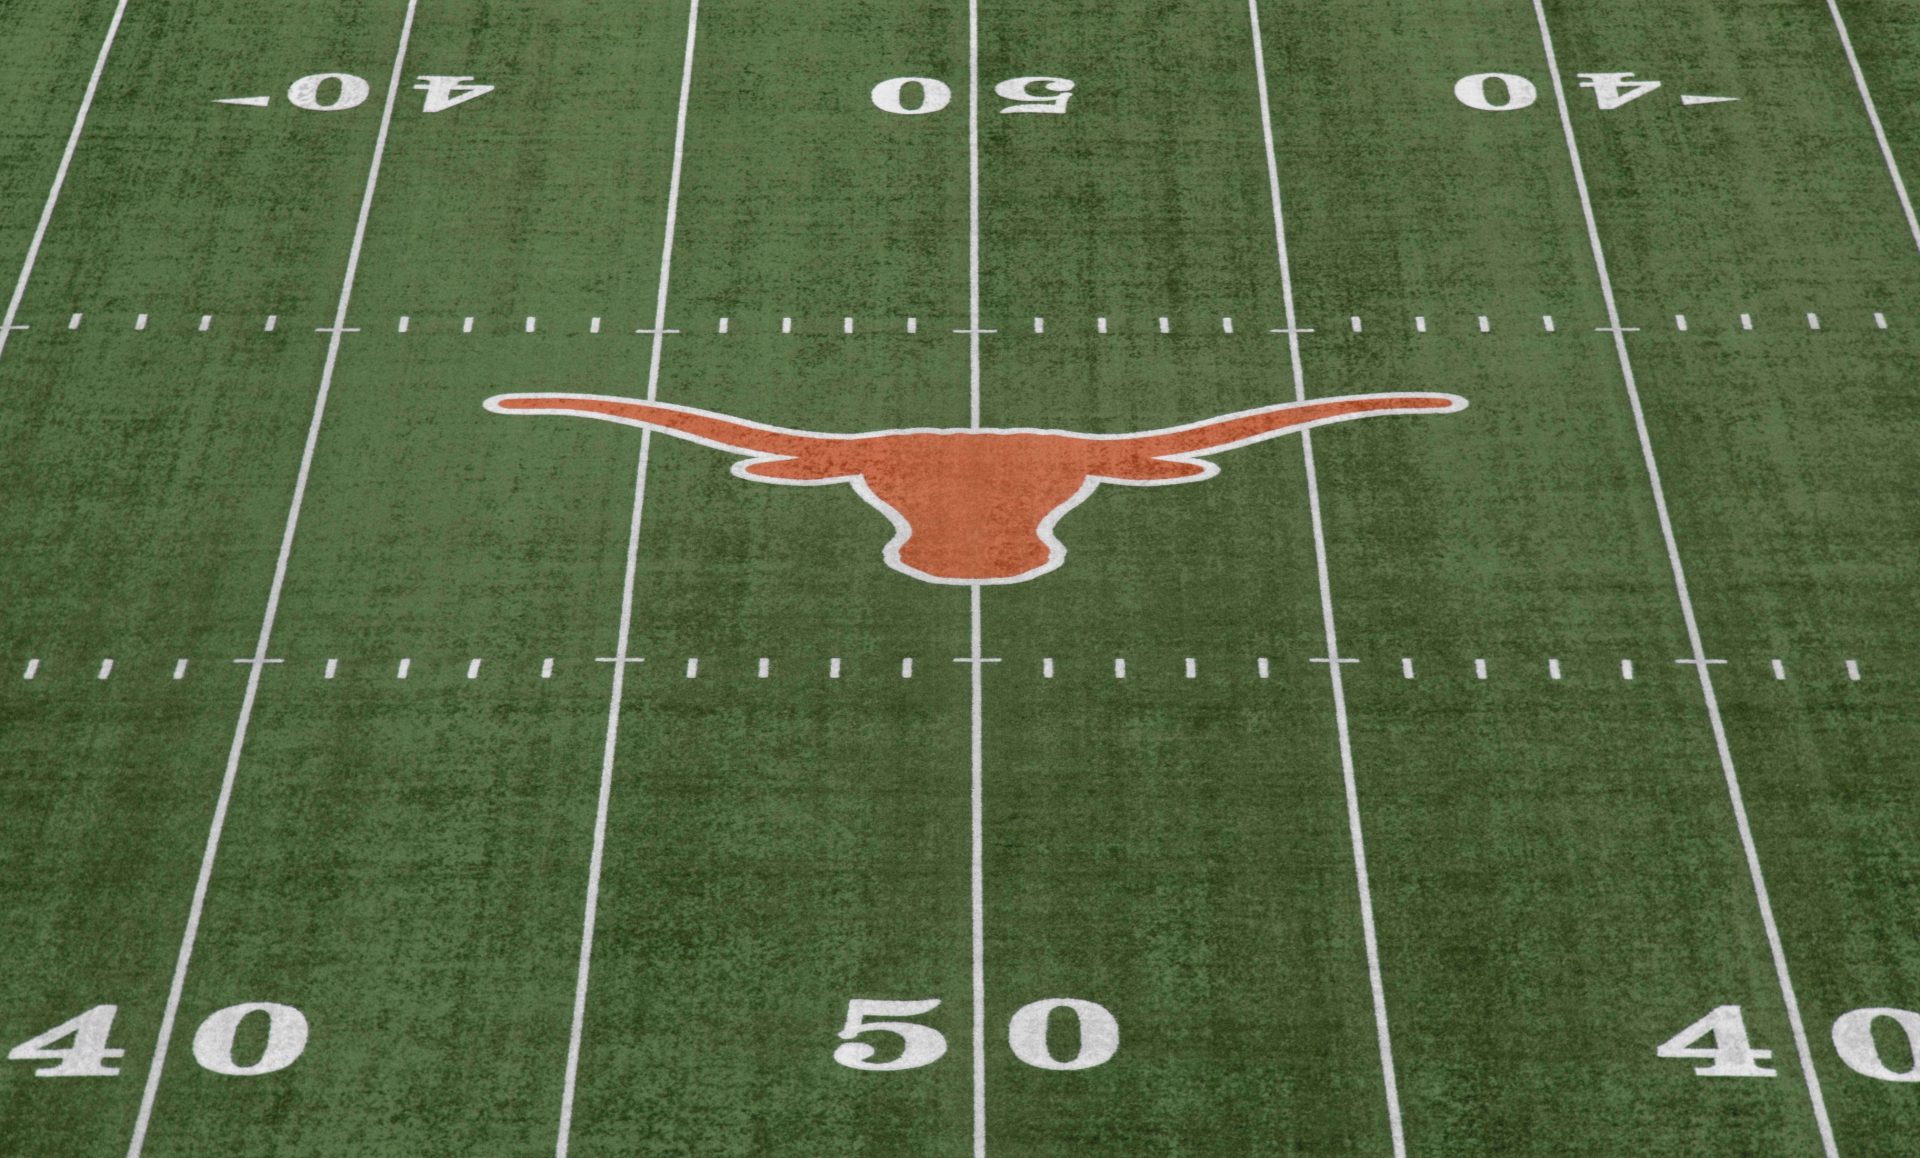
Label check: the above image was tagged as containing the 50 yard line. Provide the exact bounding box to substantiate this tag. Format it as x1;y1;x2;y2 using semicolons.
1245;3;1405;1153
965;1;988;1155
0;0;131;364
1527;2;1838;1153
553;2;700;1155
125;3;420;1154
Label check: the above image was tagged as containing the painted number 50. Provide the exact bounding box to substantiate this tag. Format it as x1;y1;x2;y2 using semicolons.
871;76;1075;116
834;997;1118;1071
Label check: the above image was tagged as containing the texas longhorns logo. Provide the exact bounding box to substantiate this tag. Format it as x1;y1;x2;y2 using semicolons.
485;391;1467;584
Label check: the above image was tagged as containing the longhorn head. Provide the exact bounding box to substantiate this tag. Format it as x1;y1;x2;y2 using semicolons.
485;390;1467;584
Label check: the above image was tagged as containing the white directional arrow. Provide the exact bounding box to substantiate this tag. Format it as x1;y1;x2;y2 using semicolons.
1680;94;1739;106
214;96;271;107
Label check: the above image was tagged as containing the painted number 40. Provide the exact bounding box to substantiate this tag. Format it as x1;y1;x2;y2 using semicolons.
834;997;1118;1071
8;1003;308;1077
1659;1004;1920;1082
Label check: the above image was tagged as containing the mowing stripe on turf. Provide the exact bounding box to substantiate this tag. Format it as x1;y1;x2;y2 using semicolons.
1820;0;1920;258
124;4;421;1154
1246;3;1406;1154
0;0;130;365
1526;3;1839;1154
553;3;701;1156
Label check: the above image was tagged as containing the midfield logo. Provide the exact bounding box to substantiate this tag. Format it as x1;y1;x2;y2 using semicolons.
486;391;1467;584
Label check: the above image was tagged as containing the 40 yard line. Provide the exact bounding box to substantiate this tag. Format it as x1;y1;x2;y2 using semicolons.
553;2;700;1156
1245;4;1405;1154
1528;3;1838;1154
0;0;131;364
124;4;419;1154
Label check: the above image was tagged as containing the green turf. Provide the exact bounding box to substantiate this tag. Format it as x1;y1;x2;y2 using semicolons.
5;0;1920;1153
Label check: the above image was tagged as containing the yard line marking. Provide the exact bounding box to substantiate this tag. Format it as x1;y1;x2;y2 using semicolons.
0;0;130;366
1249;4;1404;1152
1258;657;1270;679
467;658;481;679
97;658;113;680
782;315;792;333
1740;312;1754;331
906;316;917;333
1543;314;1556;331
264;314;277;332
901;657;914;678
1549;658;1562;680
1477;314;1490;332
542;657;554;679
397;657;410;679
1529;5;1836;1151
718;316;729;333
965;4;988;1148
172;659;188;680
462;315;474;333
1350;315;1363;332
125;8;421;1152
1822;0;1920;257
757;656;770;678
1474;658;1487;680
135;313;147;330
1041;656;1054;678
1222;316;1234;333
1414;315;1426;333
843;315;854;334
198;314;211;332
1845;660;1861;681
1621;658;1634;680
685;657;699;679
1097;315;1108;334
24;658;40;680
1401;657;1414;679
1159;315;1171;333
1773;659;1787;680
526;316;537;333
555;6;699;1155
1031;316;1044;333
68;312;83;329
830;657;841;679
325;658;338;680
1874;311;1888;329
1185;657;1198;679
589;316;601;334
1675;314;1688;332
398;315;410;332
1807;312;1821;331
1114;657;1126;679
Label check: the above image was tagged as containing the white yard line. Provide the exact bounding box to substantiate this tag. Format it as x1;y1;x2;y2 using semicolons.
1528;4;1838;1154
0;0;131;364
124;4;419;1155
965;3;988;1155
1246;4;1404;1153
1822;0;1920;257
553;3;699;1155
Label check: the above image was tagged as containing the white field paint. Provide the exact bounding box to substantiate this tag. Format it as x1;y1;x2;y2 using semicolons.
1222;316;1234;333
1621;658;1635;681
463;315;474;333
1773;659;1787;680
1113;657;1126;679
1529;4;1837;1153
830;657;842;679
264;315;277;332
1401;657;1414;679
1159;316;1171;333
782;315;792;333
0;0;131;365
589;316;601;334
1474;658;1488;680
172;659;188;680
684;657;698;678
757;656;770;678
1414;315;1427;332
24;658;40;680
1823;0;1920;258
134;313;147;330
97;658;113;680
718;316;729;333
69;312;83;329
1741;312;1754;331
324;658;338;680
1249;3;1404;1152
396;657;411;679
906;316;916;333
1675;314;1688;332
1097;315;1108;333
1041;657;1054;678
1257;657;1270;678
1185;657;1198;678
1875;312;1888;329
1549;658;1562;680
1351;315;1363;332
398;315;410;332
1846;660;1861;681
1477;315;1490;332
198;315;211;332
1808;312;1821;331
542;657;555;679
1543;315;1556;331
126;6;420;1156
554;5;700;1156
467;658;481;679
965;5;987;1152
901;657;914;678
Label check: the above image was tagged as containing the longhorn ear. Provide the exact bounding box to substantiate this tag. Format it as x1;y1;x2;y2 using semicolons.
738;456;851;482
1095;457;1214;483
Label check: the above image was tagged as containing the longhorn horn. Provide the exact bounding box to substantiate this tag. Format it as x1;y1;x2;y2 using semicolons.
485;393;835;459
1099;393;1466;461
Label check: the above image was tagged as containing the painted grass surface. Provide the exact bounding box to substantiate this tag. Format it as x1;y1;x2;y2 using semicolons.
3;1;1920;1154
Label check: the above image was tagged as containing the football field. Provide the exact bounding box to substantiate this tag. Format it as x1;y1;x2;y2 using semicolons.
7;0;1920;1153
